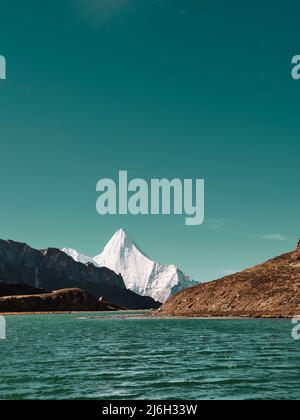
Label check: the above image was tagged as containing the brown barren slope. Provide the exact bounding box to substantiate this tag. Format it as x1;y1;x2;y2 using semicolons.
157;240;300;318
0;288;124;313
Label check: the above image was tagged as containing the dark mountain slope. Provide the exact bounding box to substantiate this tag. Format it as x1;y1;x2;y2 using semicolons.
0;282;45;297
0;239;160;309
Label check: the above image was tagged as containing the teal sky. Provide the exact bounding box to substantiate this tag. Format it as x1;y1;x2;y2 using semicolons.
0;0;300;281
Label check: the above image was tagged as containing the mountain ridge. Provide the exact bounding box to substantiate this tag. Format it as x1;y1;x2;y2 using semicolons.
0;239;160;309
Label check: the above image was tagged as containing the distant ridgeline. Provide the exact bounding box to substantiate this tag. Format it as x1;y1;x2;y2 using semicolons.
0;55;6;80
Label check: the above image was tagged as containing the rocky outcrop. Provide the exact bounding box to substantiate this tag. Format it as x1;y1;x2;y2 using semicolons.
0;240;160;309
157;240;300;318
0;288;122;313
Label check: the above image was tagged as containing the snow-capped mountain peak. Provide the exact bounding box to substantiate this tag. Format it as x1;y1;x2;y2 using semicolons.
97;228;150;260
93;229;198;303
104;228;133;253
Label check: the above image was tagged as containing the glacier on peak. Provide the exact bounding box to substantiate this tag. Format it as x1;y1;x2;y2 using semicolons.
93;228;198;303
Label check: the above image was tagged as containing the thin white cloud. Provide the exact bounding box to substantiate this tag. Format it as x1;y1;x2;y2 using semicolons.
204;217;227;231
77;0;131;23
261;234;287;242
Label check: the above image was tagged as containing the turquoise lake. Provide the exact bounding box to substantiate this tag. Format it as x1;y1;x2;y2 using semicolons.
0;313;299;400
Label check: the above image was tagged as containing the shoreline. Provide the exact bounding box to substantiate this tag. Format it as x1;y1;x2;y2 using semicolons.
0;310;129;316
0;310;293;320
152;312;296;320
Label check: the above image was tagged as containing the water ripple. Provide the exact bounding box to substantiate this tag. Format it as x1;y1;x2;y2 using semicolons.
0;314;299;400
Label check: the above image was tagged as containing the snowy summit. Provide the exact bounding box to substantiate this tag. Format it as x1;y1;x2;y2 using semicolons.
93;229;198;303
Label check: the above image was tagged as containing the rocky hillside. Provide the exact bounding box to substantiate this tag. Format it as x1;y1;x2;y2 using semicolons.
0;240;160;309
157;240;300;318
0;288;122;313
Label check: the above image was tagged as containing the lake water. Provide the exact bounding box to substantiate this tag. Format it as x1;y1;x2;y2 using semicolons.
0;312;299;400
